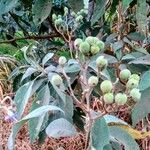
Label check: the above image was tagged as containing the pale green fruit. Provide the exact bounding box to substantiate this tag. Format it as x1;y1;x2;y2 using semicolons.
85;36;95;45
130;88;141;102
96;40;105;49
79;41;90;54
103;93;114;104
74;38;83;48
58;56;67;66
71;12;76;17
129;74;140;82
51;74;63;86
115;93;127;105
90;45;100;55
52;14;57;21
64;7;68;15
96;56;108;70
88;76;99;87
100;80;113;93
119;69;131;81
126;79;139;90
55;18;63;26
75;15;83;22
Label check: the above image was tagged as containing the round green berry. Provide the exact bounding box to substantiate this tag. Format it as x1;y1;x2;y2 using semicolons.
75;15;83;22
103;93;114;104
129;74;140;82
51;74;63;86
74;38;83;48
90;45;100;55
88;76;99;87
96;56;108;70
100;80;113;93
55;18;63;26
59;56;67;66
71;12;76;17
52;14;57;21
119;69;131;81
126;79;139;90
85;36;95;45
115;93;127;105
79;41;90;54
130;88;141;102
96;40;105;49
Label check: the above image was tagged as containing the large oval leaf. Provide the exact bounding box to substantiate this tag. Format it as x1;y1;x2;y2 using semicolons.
109;126;139;150
132;88;150;126
139;71;150;91
91;117;110;150
46;118;77;138
32;0;52;25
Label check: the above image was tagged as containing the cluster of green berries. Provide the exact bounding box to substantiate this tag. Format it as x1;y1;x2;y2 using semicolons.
119;69;141;102
74;36;105;56
52;7;88;29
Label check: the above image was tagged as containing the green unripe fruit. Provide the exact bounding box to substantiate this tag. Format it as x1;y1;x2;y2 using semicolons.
103;93;114;104
130;88;141;102
119;69;131;81
79;41;90;54
74;38;83;48
126;79;139;90
115;93;127;105
100;80;113;93
52;14;57;21
96;40;105;50
88;76;99;87
129;74;140;82
75;15;83;22
93;37;99;43
51;74;63;86
96;56;108;70
85;36;95;45
64;7;68;15
55;18;63;26
58;56;67;66
90;45;100;55
71;12;76;17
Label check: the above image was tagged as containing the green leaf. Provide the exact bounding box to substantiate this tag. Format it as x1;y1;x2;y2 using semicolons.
42;53;54;66
109;126;139;150
136;0;147;35
91;117;110;150
91;0;107;26
139;71;150;91
8;105;63;150
29;84;51;143
21;67;37;81
0;0;19;15
132;88;150;126
69;0;84;12
32;0;52;25
46;118;77;138
14;81;34;119
122;0;133;13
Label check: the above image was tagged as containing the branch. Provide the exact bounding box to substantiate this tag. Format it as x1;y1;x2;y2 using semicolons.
0;33;60;44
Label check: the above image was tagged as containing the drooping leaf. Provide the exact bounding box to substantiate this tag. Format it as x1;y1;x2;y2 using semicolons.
32;0;52;25
132;88;150;126
29;84;51;142
8;105;63;150
91;117;110;150
42;53;54;66
46;118;77;138
139;71;150;91
136;0;147;35
14;81;34;119
0;0;19;15
109;126;139;150
21;67;37;82
91;0;107;26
